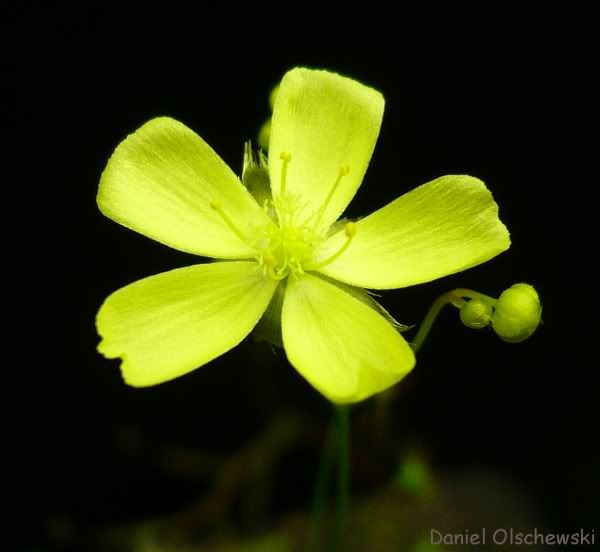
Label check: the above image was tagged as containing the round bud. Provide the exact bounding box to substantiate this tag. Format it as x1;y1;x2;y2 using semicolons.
269;85;279;111
257;120;271;151
491;283;541;343
460;298;493;329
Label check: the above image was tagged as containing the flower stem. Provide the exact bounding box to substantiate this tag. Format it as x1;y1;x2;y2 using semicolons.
332;404;350;552
306;423;336;551
311;289;495;549
306;404;351;552
411;288;495;353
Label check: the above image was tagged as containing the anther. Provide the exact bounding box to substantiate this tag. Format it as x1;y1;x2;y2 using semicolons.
279;151;292;195
344;221;356;238
309;222;357;270
209;198;247;243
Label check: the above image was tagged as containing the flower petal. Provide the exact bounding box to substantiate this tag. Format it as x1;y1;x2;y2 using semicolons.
97;261;277;386
98;117;273;258
282;273;415;403
317;175;511;289
269;68;384;230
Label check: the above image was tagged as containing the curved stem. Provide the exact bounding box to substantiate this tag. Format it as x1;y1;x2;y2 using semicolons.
411;288;496;354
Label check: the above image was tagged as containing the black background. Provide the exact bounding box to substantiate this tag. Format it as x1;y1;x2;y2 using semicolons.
6;5;597;550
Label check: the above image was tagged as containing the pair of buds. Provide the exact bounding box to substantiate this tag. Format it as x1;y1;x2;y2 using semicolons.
459;283;542;343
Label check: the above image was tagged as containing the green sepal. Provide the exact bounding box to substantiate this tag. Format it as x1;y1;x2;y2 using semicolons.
460;298;493;329
315;273;411;333
242;141;272;207
257;120;271;151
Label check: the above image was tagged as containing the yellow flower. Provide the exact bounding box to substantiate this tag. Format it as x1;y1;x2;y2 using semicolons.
96;68;510;403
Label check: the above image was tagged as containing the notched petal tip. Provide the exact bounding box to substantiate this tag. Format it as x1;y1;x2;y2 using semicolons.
94;262;278;389
96;338;113;358
96;319;145;388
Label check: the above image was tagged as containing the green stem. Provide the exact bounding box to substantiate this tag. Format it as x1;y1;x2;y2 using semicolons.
306;423;336;552
310;289;496;549
306;405;351;552
332;404;350;552
411;288;496;354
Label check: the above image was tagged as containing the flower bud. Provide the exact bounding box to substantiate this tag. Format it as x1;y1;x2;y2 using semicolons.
257;119;271;151
269;84;279;111
459;298;493;329
491;283;541;343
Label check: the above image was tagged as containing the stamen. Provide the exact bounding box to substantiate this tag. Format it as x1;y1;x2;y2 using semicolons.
314;163;350;229
308;222;356;270
279;152;292;195
210;199;247;242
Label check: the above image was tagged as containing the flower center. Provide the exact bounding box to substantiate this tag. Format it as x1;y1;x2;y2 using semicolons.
254;191;320;279
210;151;356;281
